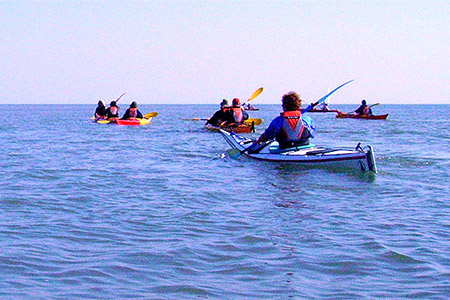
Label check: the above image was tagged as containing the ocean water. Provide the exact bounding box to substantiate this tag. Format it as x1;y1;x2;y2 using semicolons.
0;104;449;299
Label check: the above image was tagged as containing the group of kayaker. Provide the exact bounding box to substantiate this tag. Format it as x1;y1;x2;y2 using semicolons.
206;98;249;128
94;100;144;120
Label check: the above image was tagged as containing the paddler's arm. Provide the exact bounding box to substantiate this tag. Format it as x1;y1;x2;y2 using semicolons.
249;117;281;151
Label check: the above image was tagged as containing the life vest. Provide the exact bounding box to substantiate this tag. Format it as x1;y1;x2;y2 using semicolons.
110;106;119;117
129;108;138;119
363;106;370;115
231;107;244;123
281;111;305;142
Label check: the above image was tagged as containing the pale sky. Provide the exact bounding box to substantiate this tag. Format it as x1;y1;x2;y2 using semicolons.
0;0;449;105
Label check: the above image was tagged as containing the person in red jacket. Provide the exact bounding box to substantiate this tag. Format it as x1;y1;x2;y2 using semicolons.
224;98;249;125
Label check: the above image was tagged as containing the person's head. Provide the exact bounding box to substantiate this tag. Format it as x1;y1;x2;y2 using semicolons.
361;99;367;105
130;101;137;108
220;99;229;108
110;101;117;107
232;98;240;106
281;91;302;111
98;100;106;107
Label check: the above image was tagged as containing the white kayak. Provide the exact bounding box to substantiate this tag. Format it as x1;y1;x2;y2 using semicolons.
220;129;377;173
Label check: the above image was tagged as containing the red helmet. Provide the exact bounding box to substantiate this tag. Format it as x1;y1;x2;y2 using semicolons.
232;98;240;106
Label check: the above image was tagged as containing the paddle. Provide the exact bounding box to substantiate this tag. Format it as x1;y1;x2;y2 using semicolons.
242;87;264;107
115;92;126;103
245;118;262;126
144;112;158;119
302;80;354;114
227;80;354;157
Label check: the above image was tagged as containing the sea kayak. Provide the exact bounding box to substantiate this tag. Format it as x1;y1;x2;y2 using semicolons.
220;129;377;173
115;118;152;125
336;113;388;120
205;122;255;133
94;118;152;125
303;108;342;113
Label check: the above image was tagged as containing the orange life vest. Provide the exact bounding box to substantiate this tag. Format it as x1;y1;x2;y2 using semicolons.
231;107;244;123
281;111;305;142
129;108;138;119
110;106;118;116
363;106;370;115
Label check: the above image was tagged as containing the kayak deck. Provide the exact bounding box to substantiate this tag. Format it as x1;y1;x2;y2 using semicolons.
220;129;377;173
94;117;152;125
205;122;255;133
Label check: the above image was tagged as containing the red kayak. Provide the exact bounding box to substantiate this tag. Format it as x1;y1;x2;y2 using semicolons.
305;108;342;113
115;118;152;126
336;113;388;120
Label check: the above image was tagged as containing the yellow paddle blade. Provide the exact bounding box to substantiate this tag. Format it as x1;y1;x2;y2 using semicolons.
144;112;158;118
244;118;263;126
97;120;111;124
248;87;264;101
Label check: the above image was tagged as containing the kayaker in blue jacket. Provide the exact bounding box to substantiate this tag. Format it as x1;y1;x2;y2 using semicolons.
249;91;315;152
354;100;372;116
94;100;107;119
121;101;144;119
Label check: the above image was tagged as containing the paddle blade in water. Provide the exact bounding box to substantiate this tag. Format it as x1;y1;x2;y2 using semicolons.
244;118;262;126
226;148;242;158
144;112;158;118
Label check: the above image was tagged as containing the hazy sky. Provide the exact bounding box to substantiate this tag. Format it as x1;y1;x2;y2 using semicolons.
1;0;449;105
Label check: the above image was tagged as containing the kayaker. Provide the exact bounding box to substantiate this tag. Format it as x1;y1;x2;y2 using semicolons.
206;99;233;127
354;100;372;116
121;101;144;119
94;100;107;119
318;99;330;111
248;91;315;152
224;98;249;125
106;100;120;119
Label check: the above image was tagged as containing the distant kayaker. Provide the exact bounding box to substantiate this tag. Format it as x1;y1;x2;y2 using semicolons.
249;91;315;152
318;100;330;111
224;98;249;125
354;100;373;116
121;101;144;119
94;100;107;119
206;99;233;127
106;101;120;119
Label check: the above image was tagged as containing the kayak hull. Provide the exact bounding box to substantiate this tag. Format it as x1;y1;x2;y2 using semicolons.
303;108;342;113
94;118;152;125
220;129;377;173
336;113;388;120
206;123;255;133
115;118;152;126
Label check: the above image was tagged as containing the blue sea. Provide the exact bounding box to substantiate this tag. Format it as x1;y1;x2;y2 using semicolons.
1;104;449;299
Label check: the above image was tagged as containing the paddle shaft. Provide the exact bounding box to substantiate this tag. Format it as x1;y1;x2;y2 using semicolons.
303;80;354;114
242;87;263;106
